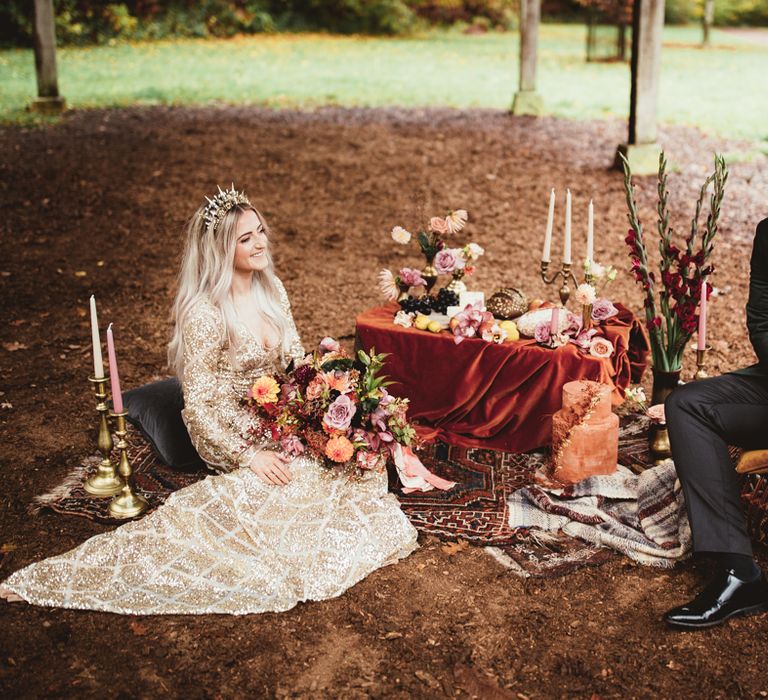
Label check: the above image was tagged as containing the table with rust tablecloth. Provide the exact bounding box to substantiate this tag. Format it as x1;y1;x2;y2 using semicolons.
355;303;650;453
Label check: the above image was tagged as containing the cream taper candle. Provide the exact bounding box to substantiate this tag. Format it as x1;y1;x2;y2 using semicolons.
542;188;555;263
89;295;105;379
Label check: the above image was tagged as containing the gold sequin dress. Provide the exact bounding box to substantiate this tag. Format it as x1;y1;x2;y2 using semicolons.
1;279;418;615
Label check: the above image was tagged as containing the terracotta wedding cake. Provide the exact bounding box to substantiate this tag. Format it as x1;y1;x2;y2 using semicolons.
551;380;619;484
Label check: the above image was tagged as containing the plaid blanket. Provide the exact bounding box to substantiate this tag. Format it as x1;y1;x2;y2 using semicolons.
507;460;691;568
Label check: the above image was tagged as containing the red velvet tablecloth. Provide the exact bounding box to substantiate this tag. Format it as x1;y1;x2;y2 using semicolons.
355;303;650;453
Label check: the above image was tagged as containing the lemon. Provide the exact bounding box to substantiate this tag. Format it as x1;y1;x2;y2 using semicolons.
427;320;443;333
414;314;431;330
499;320;519;342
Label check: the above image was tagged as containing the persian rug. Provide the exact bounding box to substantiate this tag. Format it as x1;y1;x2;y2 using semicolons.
29;414;654;579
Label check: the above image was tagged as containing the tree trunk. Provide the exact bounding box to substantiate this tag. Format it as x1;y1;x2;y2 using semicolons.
702;0;715;47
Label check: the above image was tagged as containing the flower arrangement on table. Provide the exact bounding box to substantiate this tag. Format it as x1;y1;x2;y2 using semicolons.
379;208;486;318
621;151;728;374
242;338;454;492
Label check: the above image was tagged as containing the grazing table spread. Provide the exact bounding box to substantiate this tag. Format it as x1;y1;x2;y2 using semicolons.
355;303;650;453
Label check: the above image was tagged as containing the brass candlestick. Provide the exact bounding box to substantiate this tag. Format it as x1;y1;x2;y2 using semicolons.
541;261;578;306
694;347;709;381
84;377;124;497
109;411;148;519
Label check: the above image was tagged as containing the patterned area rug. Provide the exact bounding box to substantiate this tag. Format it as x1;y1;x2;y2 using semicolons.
30;414;657;578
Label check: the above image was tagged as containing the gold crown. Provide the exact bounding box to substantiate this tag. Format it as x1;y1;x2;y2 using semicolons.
200;184;251;232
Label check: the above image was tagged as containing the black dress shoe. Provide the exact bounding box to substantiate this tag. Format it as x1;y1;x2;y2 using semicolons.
665;569;768;630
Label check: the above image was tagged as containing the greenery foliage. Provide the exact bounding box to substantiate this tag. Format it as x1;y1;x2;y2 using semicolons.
0;0;522;47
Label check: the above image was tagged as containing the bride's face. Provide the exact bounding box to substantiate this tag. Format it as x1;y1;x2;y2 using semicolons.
233;209;269;274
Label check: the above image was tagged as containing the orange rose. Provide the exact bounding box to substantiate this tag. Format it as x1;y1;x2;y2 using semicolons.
325;435;355;463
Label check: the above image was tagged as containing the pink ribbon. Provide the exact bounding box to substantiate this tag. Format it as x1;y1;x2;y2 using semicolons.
392;443;456;493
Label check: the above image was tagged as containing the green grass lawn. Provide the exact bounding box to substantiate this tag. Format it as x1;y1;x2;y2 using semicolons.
0;24;765;142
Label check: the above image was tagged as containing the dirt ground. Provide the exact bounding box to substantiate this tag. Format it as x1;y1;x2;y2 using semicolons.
1;106;767;699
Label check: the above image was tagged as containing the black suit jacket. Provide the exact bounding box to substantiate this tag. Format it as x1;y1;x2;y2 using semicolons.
732;217;768;376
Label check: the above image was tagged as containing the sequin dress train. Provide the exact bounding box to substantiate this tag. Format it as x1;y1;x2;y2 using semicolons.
0;279;418;614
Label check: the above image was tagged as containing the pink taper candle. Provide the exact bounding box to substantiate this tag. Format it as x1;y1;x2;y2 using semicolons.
550;306;560;336
697;281;708;351
106;323;124;413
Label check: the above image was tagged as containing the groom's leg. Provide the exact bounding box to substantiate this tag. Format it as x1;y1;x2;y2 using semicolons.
665;373;768;557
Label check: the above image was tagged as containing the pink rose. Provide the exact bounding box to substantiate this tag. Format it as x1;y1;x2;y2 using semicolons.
647;404;666;424
398;267;427;287
434;248;461;275
534;322;551;344
280;434;305;457
429;216;449;234
592;298;619;322
319;337;341;354
323;393;357;432
589;336;614;358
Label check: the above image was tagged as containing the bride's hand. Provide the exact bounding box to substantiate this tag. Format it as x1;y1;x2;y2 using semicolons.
248;451;293;485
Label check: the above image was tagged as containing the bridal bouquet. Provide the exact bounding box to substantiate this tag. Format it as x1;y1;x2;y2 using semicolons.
242;338;454;492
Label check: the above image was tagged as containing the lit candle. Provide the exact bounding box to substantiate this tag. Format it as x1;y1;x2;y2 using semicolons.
550;306;560;336
564;189;572;264
587;199;594;267
542;188;555;263
89;295;105;379
697;280;708;351
106;323;124;413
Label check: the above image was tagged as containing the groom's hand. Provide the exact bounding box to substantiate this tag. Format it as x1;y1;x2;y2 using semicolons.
249;451;293;485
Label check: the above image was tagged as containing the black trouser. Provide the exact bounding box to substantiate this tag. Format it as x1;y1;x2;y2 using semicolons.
665;373;768;557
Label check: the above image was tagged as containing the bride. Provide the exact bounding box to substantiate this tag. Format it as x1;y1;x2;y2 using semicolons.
0;186;419;614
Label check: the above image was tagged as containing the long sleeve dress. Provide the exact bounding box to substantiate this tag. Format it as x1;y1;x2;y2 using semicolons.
0;279;418;615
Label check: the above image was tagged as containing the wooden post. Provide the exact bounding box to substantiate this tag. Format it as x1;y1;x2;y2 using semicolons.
615;0;664;174
702;0;715;47
31;0;66;114
511;0;544;116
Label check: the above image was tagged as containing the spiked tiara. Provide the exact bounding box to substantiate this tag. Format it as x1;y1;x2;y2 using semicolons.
200;184;251;232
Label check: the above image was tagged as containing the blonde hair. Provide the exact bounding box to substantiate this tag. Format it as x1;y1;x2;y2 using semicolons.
168;202;291;380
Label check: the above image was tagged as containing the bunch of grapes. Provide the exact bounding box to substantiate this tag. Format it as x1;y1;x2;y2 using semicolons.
433;288;459;315
399;295;436;315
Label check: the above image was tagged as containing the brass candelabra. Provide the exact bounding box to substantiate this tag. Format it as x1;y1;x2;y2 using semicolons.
108;411;148;519
83;377;124;497
540;261;579;307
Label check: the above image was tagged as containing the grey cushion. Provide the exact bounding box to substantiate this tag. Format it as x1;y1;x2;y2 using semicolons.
123;378;205;471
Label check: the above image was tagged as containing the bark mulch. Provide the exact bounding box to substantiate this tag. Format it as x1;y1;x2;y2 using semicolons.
1;106;767;699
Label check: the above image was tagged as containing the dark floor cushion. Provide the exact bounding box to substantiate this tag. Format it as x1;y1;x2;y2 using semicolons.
123;377;205;471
